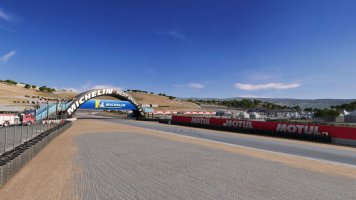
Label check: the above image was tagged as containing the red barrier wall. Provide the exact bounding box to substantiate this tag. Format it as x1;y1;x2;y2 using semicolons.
172;116;356;140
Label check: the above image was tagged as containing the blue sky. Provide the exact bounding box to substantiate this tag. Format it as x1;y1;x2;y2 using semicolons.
0;0;355;99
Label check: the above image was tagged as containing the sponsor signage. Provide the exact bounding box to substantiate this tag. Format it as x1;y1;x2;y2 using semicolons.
191;117;210;125
66;88;143;116
276;124;320;134
67;88;114;115
223;119;253;129
79;99;137;110
172;116;356;140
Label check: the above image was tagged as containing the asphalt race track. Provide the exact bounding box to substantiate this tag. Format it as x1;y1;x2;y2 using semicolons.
0;118;355;200
106;118;356;167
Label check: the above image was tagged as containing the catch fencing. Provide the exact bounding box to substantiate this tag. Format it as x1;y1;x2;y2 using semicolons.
0;121;71;187
0;119;63;156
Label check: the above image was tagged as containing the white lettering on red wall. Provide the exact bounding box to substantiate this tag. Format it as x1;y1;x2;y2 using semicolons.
223;120;253;129
191;118;210;125
276;124;320;135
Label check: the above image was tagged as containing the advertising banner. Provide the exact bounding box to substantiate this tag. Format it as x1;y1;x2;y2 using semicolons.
172;116;356;140
79;99;137;110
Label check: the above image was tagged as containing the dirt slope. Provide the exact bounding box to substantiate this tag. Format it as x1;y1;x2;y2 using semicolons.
128;92;202;111
0;83;202;112
0;83;76;103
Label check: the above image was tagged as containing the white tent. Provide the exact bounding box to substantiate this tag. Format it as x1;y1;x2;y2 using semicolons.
249;112;260;119
340;110;350;116
238;112;250;119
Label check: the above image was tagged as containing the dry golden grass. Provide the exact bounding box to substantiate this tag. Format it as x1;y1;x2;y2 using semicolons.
128;92;203;111
0;82;76;104
0;83;204;112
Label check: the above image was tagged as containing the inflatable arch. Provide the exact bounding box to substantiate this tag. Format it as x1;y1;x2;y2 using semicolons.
65;88;144;118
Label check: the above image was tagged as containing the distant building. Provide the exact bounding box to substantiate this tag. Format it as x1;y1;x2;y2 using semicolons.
300;111;313;119
345;110;356;123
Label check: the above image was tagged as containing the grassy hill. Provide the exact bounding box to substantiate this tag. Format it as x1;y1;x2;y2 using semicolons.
0;82;76;103
240;98;356;109
187;97;356;109
128;92;201;111
0;82;202;112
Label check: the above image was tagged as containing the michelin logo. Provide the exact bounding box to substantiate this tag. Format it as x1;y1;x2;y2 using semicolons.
95;100;127;109
67;88;114;115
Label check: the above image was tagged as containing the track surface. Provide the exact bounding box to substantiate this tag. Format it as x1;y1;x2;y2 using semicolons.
74;131;355;200
106;118;356;167
0;119;355;200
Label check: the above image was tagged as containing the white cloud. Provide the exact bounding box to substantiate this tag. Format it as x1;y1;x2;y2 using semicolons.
174;83;205;89
0;50;16;63
0;9;10;21
92;84;122;91
157;31;186;39
235;82;300;91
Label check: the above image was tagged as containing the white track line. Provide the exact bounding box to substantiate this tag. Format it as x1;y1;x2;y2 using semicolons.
144;128;356;169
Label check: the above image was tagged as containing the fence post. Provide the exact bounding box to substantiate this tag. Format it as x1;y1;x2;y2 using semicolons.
3;128;7;153
26;125;29;142
20;124;23;145
31;124;34;139
13;125;16;148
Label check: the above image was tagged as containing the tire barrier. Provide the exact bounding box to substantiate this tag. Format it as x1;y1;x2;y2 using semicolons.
0;122;72;188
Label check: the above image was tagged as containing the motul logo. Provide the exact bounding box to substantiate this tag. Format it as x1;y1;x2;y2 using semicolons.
191;118;210;125
223;120;253;129
276;124;320;135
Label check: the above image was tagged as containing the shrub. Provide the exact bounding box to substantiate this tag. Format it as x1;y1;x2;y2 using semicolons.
5;79;17;85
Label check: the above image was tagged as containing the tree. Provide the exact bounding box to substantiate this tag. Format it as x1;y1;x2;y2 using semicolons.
314;109;340;118
304;108;313;112
187;99;194;103
39;86;47;91
31;85;37;89
24;84;31;89
5;80;17;85
253;99;261;105
292;105;301;111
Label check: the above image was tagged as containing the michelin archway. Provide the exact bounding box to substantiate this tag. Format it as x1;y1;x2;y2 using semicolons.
65;88;144;118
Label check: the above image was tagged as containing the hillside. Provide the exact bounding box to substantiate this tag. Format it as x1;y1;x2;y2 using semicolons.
242;98;356;109
188;97;356;109
0;82;202;112
0;82;77;111
128;92;202;111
